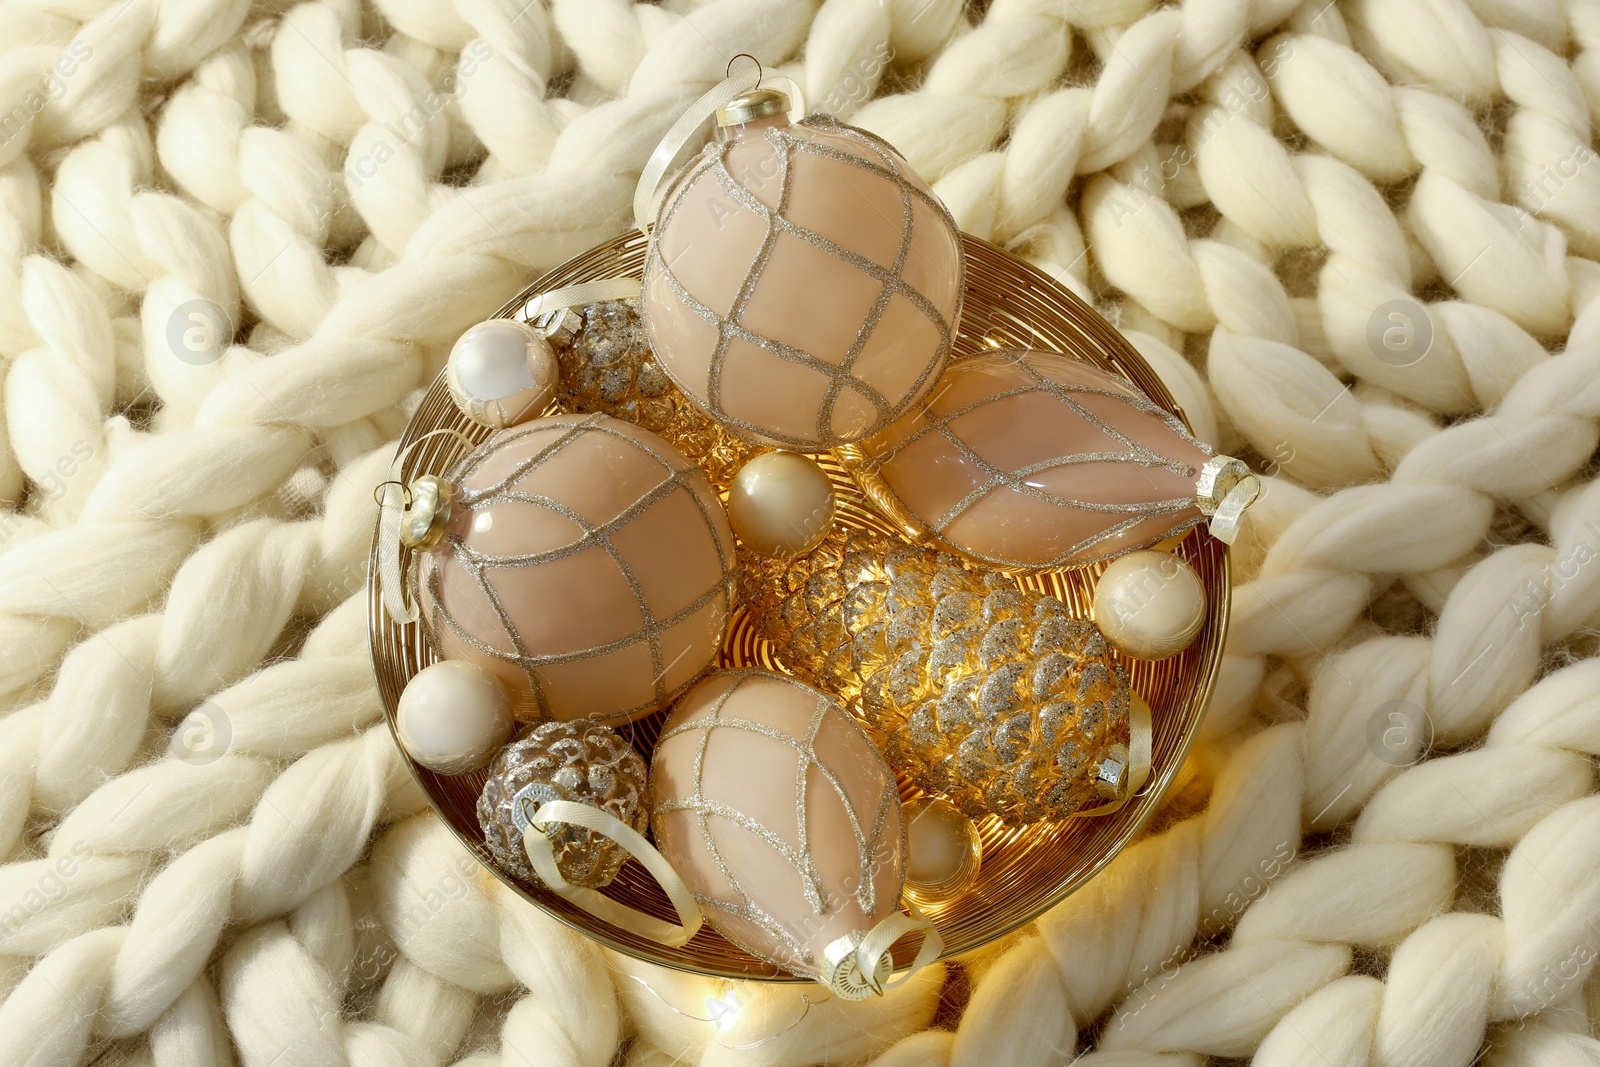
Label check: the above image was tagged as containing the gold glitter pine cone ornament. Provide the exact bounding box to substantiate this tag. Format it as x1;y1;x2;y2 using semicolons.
740;525;1137;825
474;717;703;948
551;297;756;488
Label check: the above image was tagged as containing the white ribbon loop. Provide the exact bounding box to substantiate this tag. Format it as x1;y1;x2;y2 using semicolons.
522;799;703;948
1195;455;1260;546
632;64;806;233
524;278;641;320
1210;476;1261;544
377;480;412;625
377;429;476;626
823;902;943;999
1126;695;1153;797
1070;691;1153;819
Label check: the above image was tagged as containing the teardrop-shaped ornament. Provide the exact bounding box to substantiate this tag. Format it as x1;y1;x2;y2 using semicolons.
837;348;1259;571
651;669;941;995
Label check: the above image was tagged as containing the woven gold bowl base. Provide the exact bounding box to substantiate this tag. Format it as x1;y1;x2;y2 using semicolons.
368;231;1229;981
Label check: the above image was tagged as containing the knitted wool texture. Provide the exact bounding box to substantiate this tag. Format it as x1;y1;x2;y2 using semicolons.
1;0;1599;1065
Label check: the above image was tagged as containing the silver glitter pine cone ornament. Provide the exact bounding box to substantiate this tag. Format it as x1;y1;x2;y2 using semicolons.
478;719;650;888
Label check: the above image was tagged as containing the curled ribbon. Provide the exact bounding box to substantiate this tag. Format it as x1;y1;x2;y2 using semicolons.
1070;692;1153;819
1195;455;1261;545
521;798;703;948
821;901;943;999
523;278;641;320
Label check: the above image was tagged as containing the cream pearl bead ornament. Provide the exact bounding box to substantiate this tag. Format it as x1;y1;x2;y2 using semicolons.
1092;550;1206;660
446;319;559;429
727;451;837;558
902;796;982;906
396;660;515;775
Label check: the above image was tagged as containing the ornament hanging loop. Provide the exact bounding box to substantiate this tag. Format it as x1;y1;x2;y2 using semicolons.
726;53;761;83
1069;693;1153;818
372;480;411;508
523;278;640;322
632;58;805;232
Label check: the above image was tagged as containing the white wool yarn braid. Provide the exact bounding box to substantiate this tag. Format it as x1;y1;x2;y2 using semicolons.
2;0;1599;1063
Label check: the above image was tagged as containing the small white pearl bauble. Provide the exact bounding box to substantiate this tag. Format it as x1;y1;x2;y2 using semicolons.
727;451;836;557
1092;550;1206;660
396;661;515;775
445;319;559;429
902;796;982;906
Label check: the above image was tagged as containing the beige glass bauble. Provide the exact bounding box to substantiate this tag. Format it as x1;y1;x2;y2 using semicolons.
841;348;1219;571
641;101;964;451
395;660;514;775
1092;550;1206;659
727;450;836;557
445;319;559;429
416;414;737;725
651;670;906;982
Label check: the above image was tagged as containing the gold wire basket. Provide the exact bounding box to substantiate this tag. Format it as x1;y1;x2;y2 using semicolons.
368;230;1229;981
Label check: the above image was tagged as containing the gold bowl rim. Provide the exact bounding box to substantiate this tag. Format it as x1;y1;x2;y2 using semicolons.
367;229;1229;982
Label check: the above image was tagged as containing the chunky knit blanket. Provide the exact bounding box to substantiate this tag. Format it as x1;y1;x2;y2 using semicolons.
2;1;1599;1064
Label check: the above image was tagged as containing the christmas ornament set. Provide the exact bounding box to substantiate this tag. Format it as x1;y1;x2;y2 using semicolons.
369;63;1255;993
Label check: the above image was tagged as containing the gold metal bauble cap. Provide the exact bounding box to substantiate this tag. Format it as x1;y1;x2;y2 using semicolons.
715;87;791;127
400;474;453;551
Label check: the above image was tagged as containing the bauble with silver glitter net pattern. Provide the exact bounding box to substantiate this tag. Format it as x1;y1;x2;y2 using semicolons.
642;84;964;451
413;413;737;727
838;347;1259;572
